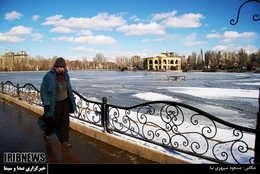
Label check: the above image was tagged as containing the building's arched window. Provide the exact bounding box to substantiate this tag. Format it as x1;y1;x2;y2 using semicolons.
149;60;153;64
175;60;178;64
170;60;174;64
159;60;161;64
163;59;166;64
155;60;158;64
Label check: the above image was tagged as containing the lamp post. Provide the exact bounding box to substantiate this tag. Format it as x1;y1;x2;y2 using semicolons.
255;87;260;163
230;0;260;163
230;0;260;25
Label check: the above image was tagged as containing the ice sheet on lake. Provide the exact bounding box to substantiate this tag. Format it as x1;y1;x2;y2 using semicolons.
159;87;258;100
236;82;260;86
133;92;179;101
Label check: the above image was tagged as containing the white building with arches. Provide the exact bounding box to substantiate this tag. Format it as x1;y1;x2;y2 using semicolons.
144;52;182;71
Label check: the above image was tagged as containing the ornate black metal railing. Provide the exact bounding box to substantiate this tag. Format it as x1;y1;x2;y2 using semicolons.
1;81;42;106
106;100;259;164
71;90;103;127
230;0;260;25
1;81;259;164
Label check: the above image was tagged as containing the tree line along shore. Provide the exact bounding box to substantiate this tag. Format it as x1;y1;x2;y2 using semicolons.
0;49;259;73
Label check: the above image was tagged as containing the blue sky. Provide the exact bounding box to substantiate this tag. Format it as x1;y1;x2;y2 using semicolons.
0;0;259;61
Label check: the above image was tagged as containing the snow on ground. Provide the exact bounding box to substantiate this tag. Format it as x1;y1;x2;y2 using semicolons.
71;87;258;164
236;82;260;86
158;87;258;100
71;107;255;164
133;92;179;101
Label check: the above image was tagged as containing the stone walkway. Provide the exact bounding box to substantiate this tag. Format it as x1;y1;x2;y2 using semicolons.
0;99;156;164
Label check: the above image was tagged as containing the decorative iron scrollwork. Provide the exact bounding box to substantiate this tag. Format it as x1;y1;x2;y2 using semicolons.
107;101;257;164
19;83;42;105
2;81;17;97
1;80;258;164
71;90;103;126
230;0;260;25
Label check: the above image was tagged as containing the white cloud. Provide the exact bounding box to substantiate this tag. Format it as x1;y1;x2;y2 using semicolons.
32;15;40;21
42;12;126;31
211;45;228;52
151;10;178;21
73;46;102;53
206;33;222;38
0;26;33;43
42;15;63;25
6;26;33;36
223;31;256;39
160;13;205;28
0;33;24;43
74;35;116;44
78;30;92;36
150;11;205;28
206;31;257;43
154;38;165;42
50;27;74;33
182;33;205;46
55;36;74;42
116;22;165;36
211;44;258;53
53;34;116;45
129;15;140;21
142;38;165;42
4;11;23;20
242;45;259;54
31;33;43;42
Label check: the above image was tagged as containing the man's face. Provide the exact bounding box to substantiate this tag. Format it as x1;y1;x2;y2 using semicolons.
56;66;65;73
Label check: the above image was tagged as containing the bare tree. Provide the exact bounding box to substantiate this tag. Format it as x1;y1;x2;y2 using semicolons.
115;55;130;69
93;53;107;69
130;55;143;69
238;48;249;68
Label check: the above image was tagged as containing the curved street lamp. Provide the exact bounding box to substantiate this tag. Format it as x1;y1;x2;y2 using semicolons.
230;0;260;25
230;0;260;164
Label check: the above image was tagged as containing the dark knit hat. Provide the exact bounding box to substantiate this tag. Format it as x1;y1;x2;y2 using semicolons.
54;57;66;67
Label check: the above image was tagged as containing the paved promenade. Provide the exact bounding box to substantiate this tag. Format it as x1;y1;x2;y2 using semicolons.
0;99;156;164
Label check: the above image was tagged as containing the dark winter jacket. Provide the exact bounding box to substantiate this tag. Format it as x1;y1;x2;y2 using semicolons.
40;66;76;117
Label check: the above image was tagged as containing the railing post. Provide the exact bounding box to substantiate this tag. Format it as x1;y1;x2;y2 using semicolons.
255;87;260;163
101;97;108;133
17;83;20;99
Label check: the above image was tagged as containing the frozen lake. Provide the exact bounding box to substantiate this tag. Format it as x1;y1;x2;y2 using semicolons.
0;70;259;128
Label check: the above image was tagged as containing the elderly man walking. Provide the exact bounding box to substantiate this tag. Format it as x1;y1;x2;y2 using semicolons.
40;57;76;147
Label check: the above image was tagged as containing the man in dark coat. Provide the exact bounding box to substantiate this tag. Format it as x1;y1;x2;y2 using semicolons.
40;57;76;147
